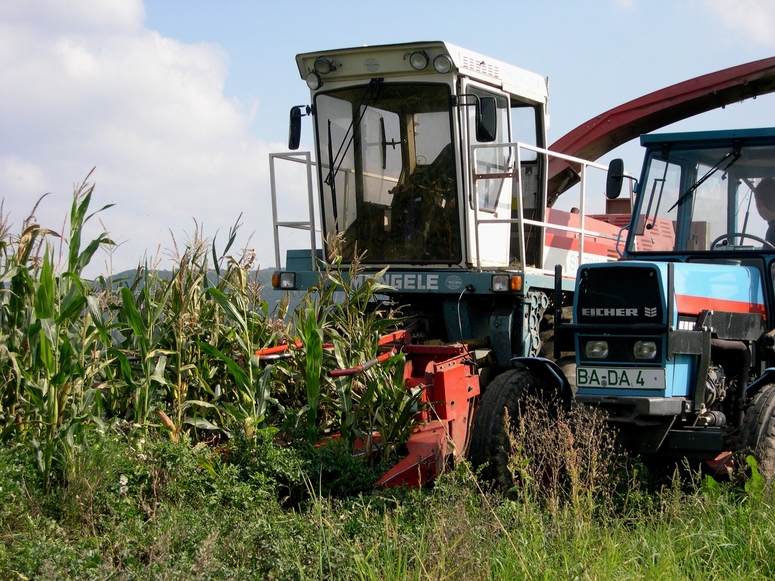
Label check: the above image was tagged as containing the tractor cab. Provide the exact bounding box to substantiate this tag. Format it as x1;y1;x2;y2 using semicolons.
281;41;551;273
616;128;775;255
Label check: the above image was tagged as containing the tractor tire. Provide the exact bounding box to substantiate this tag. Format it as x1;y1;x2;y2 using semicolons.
739;383;775;482
557;356;577;394
467;369;565;489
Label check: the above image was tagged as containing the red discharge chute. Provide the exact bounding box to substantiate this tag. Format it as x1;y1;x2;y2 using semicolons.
548;56;775;205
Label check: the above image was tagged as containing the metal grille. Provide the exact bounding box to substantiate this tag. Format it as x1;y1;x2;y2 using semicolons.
461;55;500;80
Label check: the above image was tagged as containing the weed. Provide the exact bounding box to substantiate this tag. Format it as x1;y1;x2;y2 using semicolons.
505;397;625;515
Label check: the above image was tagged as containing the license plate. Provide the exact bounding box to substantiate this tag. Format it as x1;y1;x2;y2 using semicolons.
576;367;665;389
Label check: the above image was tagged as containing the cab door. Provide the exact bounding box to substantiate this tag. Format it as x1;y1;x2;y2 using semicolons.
460;81;513;267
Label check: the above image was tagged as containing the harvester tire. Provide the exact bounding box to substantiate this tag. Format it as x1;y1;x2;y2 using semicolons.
467;369;564;489
739;383;775;482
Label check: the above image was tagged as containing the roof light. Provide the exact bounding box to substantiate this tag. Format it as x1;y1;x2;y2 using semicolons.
305;70;323;90
433;54;453;74
408;50;430;70
313;57;336;74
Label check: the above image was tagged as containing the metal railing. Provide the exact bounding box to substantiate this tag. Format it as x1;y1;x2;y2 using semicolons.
470;141;619;275
270;143;624;275
269;152;318;270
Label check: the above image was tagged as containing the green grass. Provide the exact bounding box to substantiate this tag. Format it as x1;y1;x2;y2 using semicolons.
1;435;774;580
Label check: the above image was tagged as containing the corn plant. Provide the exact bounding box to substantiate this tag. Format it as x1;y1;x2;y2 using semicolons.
323;260;398;450
106;216;280;441
155;224;229;440
113;269;175;426
196;250;281;438
350;353;424;464
277;254;421;463
0;176;114;488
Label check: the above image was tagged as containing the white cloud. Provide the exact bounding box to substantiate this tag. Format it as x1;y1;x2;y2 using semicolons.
704;0;775;46
0;0;289;276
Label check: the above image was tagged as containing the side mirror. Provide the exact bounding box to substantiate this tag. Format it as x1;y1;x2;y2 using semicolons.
606;158;625;199
476;96;498;143
288;106;305;150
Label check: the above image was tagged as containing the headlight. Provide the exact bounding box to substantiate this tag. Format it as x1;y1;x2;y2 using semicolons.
313;57;336;74
408;50;429;70
585;340;609;359
433;54;453;74
491;274;522;292
633;340;657;360
305;71;323;90
272;272;297;290
491;274;509;292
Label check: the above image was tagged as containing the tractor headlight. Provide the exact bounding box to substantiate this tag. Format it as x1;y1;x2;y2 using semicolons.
492;274;509;292
313;57;336;74
433;54;453;74
272;272;297;290
306;71;323;90
408;50;430;70
585;340;609;359
491;274;522;292
633;340;657;360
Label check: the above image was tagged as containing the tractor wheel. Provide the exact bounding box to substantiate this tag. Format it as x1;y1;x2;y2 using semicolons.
467;369;567;489
557;356;577;394
739;383;775;481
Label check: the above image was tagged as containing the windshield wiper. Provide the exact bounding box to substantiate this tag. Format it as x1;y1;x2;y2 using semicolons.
326;119;339;231
666;148;741;213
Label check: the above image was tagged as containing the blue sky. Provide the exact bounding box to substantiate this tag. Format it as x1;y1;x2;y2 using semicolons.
2;0;775;275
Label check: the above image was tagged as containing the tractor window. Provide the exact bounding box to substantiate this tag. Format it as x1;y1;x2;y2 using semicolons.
632;156;681;251
316;94;357;233
631;143;775;253
414;111;450;164
467;89;510;213
361;106;401;206
682;158;729;250
510;104;538;162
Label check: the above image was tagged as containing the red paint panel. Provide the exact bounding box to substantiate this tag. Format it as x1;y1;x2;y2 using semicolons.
675;294;766;317
545;233;619;259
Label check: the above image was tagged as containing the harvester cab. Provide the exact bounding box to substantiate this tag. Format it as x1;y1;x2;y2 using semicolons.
270;41;624;372
557;127;775;475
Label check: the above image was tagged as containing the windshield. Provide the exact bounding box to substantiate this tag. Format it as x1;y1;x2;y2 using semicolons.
630;142;775;252
314;83;460;263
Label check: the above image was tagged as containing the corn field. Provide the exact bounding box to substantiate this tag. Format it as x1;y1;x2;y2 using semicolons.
0;176;419;489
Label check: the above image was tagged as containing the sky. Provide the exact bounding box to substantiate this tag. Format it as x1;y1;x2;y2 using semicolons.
3;0;775;276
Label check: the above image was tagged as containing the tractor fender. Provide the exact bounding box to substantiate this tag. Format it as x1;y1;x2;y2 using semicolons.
744;368;775;401
510;356;572;397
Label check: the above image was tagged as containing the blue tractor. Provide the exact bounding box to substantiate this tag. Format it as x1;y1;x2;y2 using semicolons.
503;127;775;482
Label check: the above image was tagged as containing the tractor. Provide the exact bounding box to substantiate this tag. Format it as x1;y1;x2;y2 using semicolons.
522;127;775;482
270;41;623;378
